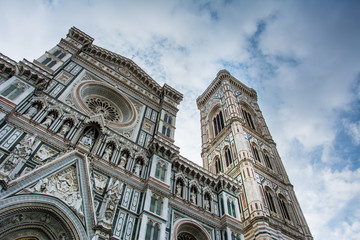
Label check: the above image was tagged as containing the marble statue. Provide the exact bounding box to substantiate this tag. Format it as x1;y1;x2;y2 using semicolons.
134;162;142;176
103;145;113;161
176;182;182;197
204;199;210;211
43;113;55;127
80;129;95;147
25;104;38;118
119;154;127;168
190;190;197;204
59;121;71;136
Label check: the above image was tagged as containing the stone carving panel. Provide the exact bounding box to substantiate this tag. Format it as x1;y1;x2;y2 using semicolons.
33;144;58;162
28;166;83;216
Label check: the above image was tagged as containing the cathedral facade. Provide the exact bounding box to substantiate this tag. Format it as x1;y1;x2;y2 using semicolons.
0;27;312;240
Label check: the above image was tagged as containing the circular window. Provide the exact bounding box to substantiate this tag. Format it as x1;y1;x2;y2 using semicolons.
75;81;136;126
85;97;121;122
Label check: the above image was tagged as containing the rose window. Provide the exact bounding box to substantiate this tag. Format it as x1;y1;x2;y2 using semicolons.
74;81;136;126
85;97;121;122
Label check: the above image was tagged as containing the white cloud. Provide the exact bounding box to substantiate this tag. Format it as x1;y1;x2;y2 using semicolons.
343;120;360;145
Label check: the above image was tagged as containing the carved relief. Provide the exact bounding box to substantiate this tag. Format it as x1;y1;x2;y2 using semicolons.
0;134;36;177
98;178;124;228
33;144;58;162
28;166;83;216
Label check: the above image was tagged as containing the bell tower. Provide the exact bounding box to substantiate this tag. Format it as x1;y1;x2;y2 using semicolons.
197;70;312;239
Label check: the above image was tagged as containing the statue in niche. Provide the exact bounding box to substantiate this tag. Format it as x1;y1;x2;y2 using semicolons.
25;104;39;118
43;112;56;128
80;128;95;147
59;121;72;136
102;145;113;161
134;161;142;176
119;153;128;168
176;181;182;197
190;189;197;204
204;197;211;211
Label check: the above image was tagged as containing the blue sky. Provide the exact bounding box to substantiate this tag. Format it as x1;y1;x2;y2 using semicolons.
1;0;360;239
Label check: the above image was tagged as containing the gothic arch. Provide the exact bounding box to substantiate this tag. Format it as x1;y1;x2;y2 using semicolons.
0;194;88;240
222;145;233;168
202;186;216;200
173;218;211;240
189;179;200;191
239;101;258;130
208;105;225;138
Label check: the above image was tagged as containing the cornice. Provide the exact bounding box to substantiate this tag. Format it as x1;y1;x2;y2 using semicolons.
82;44;163;93
147;135;180;161
17;59;52;91
0;53;16;76
0;54;52;91
162;84;183;105
173;155;242;194
67;26;94;46
196;70;257;108
81;43;183;106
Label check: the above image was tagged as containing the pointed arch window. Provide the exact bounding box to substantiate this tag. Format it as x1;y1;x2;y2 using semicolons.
263;153;273;169
155;162;161;179
153;224;160;240
224;148;233;167
150;194;163;216
160;165;166;181
213;111;225;137
1;84;16;97
155;161;167;181
215;157;222;174
53;49;66;59
227;199;237;218
47;60;57;68
8;87;24;100
252;146;261;162
242;109;255;130
42;56;57;69
1;83;25;101
53;50;61;57
264;189;277;213
42;57;51;65
145;221;160;240
279;195;291;220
